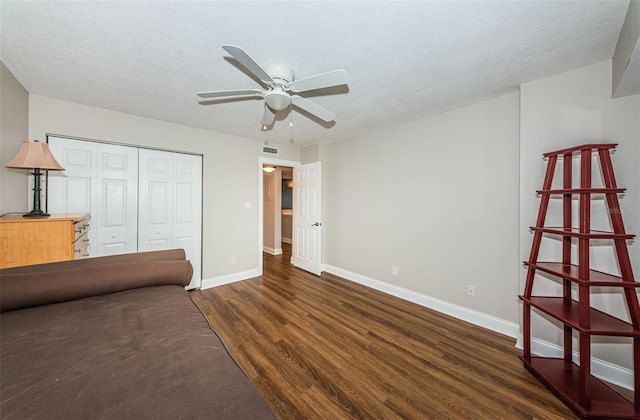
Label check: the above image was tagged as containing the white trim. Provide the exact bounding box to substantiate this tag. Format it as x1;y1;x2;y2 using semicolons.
263;246;283;255
200;269;260;290
515;334;634;391
323;264;519;338
282;237;292;244
257;156;300;276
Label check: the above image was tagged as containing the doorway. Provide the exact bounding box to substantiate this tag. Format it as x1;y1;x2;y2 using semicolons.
262;164;293;257
258;157;299;276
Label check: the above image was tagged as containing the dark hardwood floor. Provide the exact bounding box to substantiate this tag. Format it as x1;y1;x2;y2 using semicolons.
191;244;577;419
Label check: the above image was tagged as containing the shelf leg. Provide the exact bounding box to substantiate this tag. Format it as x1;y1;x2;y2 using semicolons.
523;302;531;361
561;153;573;363
579;332;592;410
635;337;640;412
563;325;572;363
524;155;557;298
598;150;640;328
562;153;572;271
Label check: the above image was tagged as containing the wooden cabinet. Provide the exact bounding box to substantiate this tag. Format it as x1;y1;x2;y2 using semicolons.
0;213;90;269
520;144;640;419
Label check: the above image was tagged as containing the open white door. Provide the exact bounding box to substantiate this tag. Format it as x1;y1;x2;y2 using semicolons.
292;162;322;275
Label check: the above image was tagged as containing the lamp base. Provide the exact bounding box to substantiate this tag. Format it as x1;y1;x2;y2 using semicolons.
24;168;50;218
23;209;50;218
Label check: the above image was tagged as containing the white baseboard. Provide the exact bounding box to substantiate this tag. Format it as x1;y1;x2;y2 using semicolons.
322;264;519;338
200;269;260;290
263;246;283;255
515;334;634;391
282;237;292;244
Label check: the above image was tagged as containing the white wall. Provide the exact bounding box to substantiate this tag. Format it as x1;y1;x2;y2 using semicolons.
520;61;640;376
0;62;29;214
322;91;521;327
26;94;299;281
300;144;320;164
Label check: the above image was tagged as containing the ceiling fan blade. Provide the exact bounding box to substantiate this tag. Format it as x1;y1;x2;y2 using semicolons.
291;96;335;122
261;105;276;126
197;89;263;99
222;45;274;86
289;69;349;93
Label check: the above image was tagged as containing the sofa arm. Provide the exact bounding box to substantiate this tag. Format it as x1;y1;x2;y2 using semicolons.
1;258;193;312
1;248;187;275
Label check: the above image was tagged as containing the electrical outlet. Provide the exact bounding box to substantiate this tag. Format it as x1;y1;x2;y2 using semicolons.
231;256;237;265
467;285;476;297
391;266;399;276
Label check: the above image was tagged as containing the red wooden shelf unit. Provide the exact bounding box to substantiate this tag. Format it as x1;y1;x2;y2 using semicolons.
520;143;640;419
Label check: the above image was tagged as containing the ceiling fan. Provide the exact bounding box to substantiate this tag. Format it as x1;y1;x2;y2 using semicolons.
197;45;349;128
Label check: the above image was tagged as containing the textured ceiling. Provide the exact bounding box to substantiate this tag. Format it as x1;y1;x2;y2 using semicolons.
0;1;632;147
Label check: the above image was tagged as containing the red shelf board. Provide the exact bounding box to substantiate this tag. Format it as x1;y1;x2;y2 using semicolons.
524;262;638;286
536;188;626;194
530;226;635;239
521;357;639;419
520;296;639;336
543;143;617;157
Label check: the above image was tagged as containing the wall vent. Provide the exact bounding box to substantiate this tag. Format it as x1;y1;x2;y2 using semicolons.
262;146;279;155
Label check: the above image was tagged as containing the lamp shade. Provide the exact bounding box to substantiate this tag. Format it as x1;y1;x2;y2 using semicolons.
6;141;64;171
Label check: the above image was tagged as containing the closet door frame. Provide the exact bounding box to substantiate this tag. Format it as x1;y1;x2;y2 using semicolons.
45;134;203;289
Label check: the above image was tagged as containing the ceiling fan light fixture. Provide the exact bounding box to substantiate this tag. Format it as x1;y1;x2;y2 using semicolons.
264;90;291;111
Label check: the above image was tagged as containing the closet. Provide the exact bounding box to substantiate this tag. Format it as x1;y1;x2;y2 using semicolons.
46;136;202;289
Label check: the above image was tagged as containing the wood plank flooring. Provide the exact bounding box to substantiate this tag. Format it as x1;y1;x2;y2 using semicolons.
191;244;577;419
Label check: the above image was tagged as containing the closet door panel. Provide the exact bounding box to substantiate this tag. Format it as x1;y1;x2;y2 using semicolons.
48;138;139;257
96;143;138;256
47;139;96;215
139;150;173;253
47;138;98;250
173;154;202;288
139;149;202;288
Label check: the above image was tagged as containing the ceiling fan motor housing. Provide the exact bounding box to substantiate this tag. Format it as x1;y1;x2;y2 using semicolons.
263;64;295;111
263;63;295;85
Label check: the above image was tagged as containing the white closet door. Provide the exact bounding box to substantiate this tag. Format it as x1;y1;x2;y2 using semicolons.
139;149;202;289
47;137;96;214
95;143;138;256
48;137;138;257
173;153;202;288
139;149;173;251
48;137;202;289
47;137;98;250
